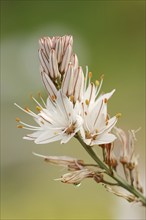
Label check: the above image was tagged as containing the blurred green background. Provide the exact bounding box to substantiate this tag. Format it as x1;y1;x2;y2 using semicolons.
1;1;145;219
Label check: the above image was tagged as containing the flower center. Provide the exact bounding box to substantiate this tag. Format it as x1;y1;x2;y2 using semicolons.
65;123;76;135
85;131;97;140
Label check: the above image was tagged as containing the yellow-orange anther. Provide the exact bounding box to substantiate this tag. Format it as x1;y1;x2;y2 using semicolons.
36;106;42;112
95;80;99;86
16;117;20;122
70;95;74;102
17;125;23;128
85;99;89;106
104;98;108;103
25;107;30;112
88;72;92;78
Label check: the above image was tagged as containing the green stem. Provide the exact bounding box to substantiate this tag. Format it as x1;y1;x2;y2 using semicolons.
76;134;146;206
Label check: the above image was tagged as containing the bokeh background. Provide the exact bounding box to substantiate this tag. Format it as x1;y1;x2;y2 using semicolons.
1;1;145;219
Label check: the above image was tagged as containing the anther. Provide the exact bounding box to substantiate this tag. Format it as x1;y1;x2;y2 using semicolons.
16;117;20;122
95;80;99;86
25;107;30;112
70;95;74;102
36;106;42;112
51;95;56;101
88;72;92;78
54;132;58;135
95;129;98;133
104;98;108;103
17;125;23;128
85;99;89;106
100;74;104;80
116;113;122;118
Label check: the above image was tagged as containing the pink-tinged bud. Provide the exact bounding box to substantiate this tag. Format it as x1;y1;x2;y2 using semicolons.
41;72;57;98
60;44;72;73
61;65;84;102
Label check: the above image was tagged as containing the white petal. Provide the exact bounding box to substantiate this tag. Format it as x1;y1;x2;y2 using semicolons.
93;133;117;145
61;133;75;144
99;116;117;135
35;130;63;144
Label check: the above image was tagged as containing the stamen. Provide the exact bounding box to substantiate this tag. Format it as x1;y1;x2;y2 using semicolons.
17;125;23;128
116;113;122;118
54;132;59;135
88;72;92;78
95;80;99;86
104;98;108;103
38;92;46;107
95;76;103;98
95;129;98;133
84;66;88;91
31;96;43;109
70;95;74;103
14;103;38;118
100;74;104;80
17;119;41;129
36;106;42;112
25;107;30;112
16;117;20;122
88;72;92;85
105;114;109;125
51;95;56;101
85;99;89;106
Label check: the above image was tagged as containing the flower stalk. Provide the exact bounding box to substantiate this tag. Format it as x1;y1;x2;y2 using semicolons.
75;133;146;206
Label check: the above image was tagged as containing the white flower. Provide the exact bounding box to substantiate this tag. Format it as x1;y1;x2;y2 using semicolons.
80;67;120;146
15;91;83;144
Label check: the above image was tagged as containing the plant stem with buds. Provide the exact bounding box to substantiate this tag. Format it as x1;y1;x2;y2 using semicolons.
76;134;146;206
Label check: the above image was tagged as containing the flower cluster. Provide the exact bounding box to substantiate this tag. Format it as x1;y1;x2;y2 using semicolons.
15;35;120;148
15;35;145;206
